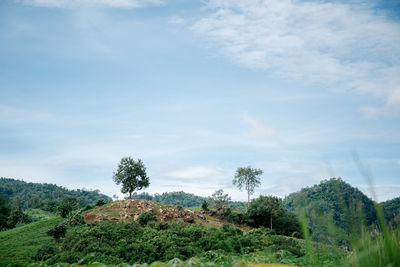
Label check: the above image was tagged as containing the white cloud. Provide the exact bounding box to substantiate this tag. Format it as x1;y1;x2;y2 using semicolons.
192;0;400;115
18;0;163;8
242;114;276;140
167;166;224;179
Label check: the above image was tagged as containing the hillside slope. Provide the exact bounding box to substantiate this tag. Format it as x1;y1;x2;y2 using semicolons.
0;217;62;261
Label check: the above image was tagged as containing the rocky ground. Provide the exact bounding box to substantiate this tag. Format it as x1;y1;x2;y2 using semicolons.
84;199;208;224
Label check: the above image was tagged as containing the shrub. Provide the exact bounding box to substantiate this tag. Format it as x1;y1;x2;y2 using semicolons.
33;243;57;261
47;223;67;243
138;211;157;226
201;200;209;211
96;199;107;206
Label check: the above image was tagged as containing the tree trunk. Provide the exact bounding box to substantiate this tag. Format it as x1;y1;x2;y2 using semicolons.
270;215;273;230
247;191;250;208
129;190;132;200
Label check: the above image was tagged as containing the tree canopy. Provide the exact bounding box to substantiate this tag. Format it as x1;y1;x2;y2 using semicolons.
233;166;263;206
113;157;150;199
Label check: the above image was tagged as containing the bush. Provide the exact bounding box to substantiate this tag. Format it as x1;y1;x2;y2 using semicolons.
201;200;209;211
33;243;57;261
47;223;67;243
96;199;107;206
82;204;94;211
7;209;32;228
138;211;157;226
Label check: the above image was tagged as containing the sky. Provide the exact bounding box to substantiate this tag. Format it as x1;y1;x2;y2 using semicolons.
0;0;399;202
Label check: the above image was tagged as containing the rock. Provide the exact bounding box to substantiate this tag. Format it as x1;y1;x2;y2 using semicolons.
196;214;206;221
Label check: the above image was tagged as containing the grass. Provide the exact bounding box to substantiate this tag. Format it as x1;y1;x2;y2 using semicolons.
25;208;56;221
0;217;62;261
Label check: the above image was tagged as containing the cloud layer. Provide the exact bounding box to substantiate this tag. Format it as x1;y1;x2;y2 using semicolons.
193;0;400;115
17;0;163;8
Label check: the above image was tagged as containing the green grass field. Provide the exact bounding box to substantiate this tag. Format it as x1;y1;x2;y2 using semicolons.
0;217;62;261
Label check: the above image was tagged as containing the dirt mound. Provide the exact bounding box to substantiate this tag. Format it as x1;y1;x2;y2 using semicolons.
84;199;208;224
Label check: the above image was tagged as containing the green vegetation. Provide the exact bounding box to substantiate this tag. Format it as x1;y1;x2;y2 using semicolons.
1;176;399;266
247;196;302;237
283;178;377;246
381;196;400;225
28;219;344;265
0;177;111;210
0;217;62;261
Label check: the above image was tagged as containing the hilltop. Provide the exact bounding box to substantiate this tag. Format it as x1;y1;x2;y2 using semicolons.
84;199;250;230
283;178;377;246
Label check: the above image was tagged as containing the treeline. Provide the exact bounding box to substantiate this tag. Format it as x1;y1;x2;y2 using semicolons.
131;191;247;210
0;177;111;210
0;178;111;231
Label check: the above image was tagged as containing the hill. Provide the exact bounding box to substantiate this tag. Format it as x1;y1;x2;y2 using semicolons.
0;199;347;266
0;177;111;210
83;199;249;230
283;178;378;246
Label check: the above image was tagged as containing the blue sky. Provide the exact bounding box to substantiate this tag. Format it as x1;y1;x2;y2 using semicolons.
0;0;399;201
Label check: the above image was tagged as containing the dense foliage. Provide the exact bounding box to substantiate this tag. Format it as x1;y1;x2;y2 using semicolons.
247;196;302;237
381;197;400;225
0;178;111;210
38;220;311;265
283;178;378;246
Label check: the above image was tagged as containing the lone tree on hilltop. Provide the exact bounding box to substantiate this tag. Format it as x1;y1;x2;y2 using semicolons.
233;166;263;207
113;157;150;200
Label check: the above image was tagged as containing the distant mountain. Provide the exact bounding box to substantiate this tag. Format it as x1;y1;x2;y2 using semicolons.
132;191;247;210
283;178;378;246
0;177;111;210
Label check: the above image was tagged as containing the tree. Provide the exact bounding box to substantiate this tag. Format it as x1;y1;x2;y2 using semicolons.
58;196;79;218
247;195;284;230
47;223;67;244
209;189;231;210
233;166;263;207
113;157;150;200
